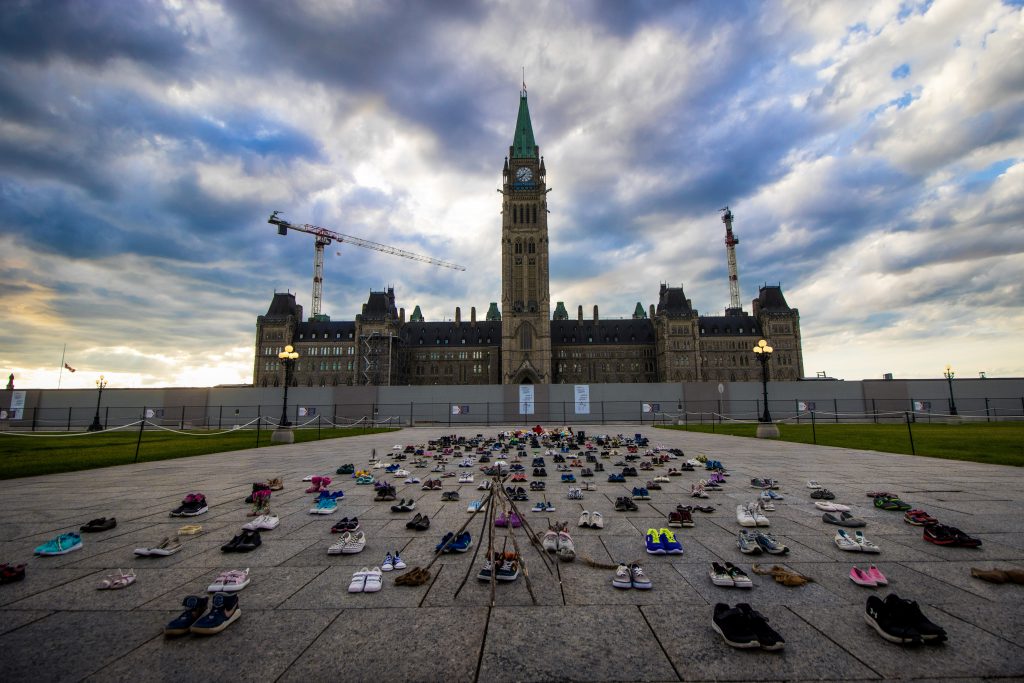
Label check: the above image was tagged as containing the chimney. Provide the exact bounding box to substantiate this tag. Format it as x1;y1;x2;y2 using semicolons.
399;307;405;324
593;305;599;322
577;305;583;322
471;306;477;323
455;306;461;324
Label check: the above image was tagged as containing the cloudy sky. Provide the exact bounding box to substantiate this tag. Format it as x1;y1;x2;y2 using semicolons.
1;0;1022;389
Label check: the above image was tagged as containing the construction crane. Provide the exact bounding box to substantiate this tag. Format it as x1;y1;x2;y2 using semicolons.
268;212;466;319
720;207;742;312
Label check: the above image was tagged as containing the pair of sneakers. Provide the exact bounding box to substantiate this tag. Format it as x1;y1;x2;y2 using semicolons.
242;514;280;531
737;529;789;555
348;567;383;593
532;500;556;513
834;529;881;553
645;528;684;555
165;594;240;636
380;551;407;572
736;503;769;527
612;563;652;590
577;510;604;529
328;531;366;555
713;603;784;650
865;593;946;644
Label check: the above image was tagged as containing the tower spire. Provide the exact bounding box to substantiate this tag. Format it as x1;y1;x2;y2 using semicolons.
511;83;537;159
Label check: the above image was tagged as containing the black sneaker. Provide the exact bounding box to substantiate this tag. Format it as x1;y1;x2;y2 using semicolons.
884;594;947;643
865;594;923;644
736;604;785;650
220;534;243;553
712;603;759;649
496;559;520;581
164;595;209;636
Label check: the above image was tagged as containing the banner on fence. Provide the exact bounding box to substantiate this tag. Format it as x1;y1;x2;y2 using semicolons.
642;402;660;413
798;401;816;411
144;408;165;419
913;401;931;413
298;407;317;417
519;385;534;415
451;405;470;415
574;385;590;414
9;391;25;420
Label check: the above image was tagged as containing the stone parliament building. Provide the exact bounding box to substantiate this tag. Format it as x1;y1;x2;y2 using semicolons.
254;90;804;388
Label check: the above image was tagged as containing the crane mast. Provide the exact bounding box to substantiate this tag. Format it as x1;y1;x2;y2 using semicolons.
268;212;466;320
721;207;742;311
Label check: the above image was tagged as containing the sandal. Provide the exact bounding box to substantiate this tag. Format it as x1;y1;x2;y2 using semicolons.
178;525;202;535
97;569;136;590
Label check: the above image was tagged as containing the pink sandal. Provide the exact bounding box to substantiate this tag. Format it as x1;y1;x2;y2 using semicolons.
849;566;876;586
305;476;322;493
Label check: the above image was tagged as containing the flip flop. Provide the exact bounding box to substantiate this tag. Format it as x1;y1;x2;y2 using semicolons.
178;525;202;535
97;569;136;590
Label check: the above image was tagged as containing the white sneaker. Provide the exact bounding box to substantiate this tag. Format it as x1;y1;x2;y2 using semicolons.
590;511;604;529
393;552;407;570
736;504;757;527
541;528;558;552
348;567;369;593
807;480;822;489
612;563;632;589
381;552;394;571
328;534;350;555
751;503;770;527
363;567;383;593
578;510;591;528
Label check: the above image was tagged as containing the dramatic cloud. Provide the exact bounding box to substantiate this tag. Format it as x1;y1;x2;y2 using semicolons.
1;0;1021;388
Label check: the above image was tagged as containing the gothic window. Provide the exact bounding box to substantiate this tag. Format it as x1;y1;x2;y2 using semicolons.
514;241;522;254
520;325;532;350
528;240;535;254
532;205;537;223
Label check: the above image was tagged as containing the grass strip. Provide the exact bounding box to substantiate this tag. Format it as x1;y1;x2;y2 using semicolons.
656;422;1024;467
0;427;399;480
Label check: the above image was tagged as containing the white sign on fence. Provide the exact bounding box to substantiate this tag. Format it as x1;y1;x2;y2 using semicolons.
9;391;25;420
574;385;590;414
519;385;535;415
298;407;317;417
642;402;660;413
452;405;470;415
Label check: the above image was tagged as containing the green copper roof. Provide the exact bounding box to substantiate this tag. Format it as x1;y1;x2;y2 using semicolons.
552;301;568;320
511;92;537;159
485;302;501;321
632;302;647;319
410;305;423;322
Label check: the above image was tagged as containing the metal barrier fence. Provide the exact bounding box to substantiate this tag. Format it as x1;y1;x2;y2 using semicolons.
4;395;1023;431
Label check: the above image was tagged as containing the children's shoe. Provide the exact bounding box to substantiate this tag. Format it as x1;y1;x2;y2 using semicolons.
381;552;394;572
190;592;241;635
645;528;666;555
659;528;684;554
629;563;652;589
850;566;876;586
612;563;632;589
867;565;888;585
164;595;209;636
392;552;407;570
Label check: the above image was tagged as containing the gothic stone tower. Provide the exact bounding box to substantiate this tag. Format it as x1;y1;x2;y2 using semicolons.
501;88;552;384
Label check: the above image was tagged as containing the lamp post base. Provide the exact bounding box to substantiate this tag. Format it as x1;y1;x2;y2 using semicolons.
271;426;295;444
756;422;780;439
87;419;103;432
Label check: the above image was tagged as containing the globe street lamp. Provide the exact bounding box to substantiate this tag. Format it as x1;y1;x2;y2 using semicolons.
752;339;780;439
272;346;300;443
944;364;958;416
87;375;108;432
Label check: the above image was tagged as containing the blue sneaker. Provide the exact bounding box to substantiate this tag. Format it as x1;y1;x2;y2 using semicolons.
189;592;241;635
632;487;644;500
34;532;82;556
435;532;454;552
645;528;665;555
449;531;472;553
164;595;209;636
659;528;684;554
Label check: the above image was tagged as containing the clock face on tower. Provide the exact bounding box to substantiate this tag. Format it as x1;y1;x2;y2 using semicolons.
516;166;533;182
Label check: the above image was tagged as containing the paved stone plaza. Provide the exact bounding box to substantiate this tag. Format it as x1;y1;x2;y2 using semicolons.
1;425;1022;682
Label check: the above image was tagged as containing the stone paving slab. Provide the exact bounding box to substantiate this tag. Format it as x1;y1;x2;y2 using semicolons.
1;425;1023;682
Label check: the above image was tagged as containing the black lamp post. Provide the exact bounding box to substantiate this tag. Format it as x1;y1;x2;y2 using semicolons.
278;345;300;427
87;375;107;432
753;339;774;422
944;364;958;416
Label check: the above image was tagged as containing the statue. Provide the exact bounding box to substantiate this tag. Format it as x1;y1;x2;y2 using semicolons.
5;373;12;391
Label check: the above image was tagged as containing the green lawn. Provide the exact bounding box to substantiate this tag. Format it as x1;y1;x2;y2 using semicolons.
656;422;1024;467
0;426;399;480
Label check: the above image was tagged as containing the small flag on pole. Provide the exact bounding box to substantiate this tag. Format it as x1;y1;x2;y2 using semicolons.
64;363;76;373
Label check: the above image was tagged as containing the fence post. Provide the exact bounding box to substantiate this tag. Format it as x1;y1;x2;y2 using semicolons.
135;407;146;463
563;401;566;424
67;406;72;432
486;402;490;427
833;398;839;423
318;414;322;439
872;399;878;424
104;406;108;430
31;407;37;432
218;405;223;430
256;416;261;448
179;406;184;429
601;401;605;425
795;399;800;424
755;399;760;420
811;410;816;444
905;411;915;455
985;398;990;422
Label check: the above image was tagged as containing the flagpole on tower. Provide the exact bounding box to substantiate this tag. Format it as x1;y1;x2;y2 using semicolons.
58;343;66;390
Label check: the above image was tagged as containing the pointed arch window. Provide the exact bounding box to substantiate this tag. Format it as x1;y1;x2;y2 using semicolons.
514;240;522;254
520;325;532;350
532;205;537;223
528;240;536;254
